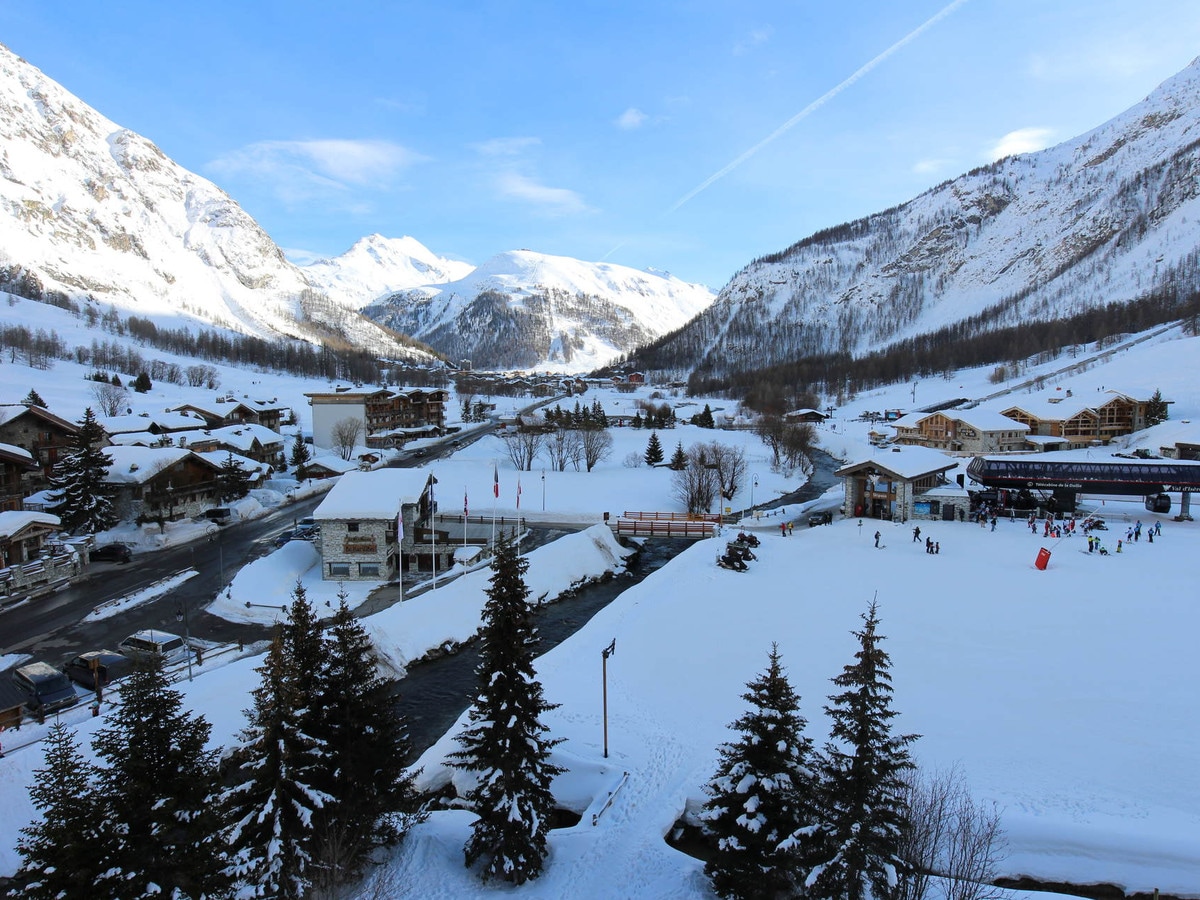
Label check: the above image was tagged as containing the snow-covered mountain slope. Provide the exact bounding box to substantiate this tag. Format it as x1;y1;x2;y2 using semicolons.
361;249;715;372
301;234;475;311
645;56;1200;381
0;42;434;360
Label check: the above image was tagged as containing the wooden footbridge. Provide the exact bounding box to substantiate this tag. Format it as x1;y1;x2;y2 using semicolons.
612;511;721;539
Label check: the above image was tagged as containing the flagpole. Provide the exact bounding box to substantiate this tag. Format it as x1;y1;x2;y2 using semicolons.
491;461;498;551
463;485;468;552
431;479;437;590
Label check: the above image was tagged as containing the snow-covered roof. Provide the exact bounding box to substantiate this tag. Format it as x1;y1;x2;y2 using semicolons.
97;411;206;434
193;450;269;477
207;423;285;450
105;430;165;447
920;484;970;499
835;445;958;479
0;509;59;539
313;467;435;521
304;454;361;476
947;409;1030;432
0;441;34;462
1025;434;1071;447
993;388;1143;421
100;446;198;484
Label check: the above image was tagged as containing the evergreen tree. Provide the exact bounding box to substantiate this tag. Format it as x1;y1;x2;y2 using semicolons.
692;404;716;428
110;373;122;387
47;407;117;534
224;585;330;898
462;396;473;422
644;431;665;466
1146;388;1169;426
449;533;564;884
309;596;422;889
217;451;253;502
473;400;489;422
632;411;644;429
804;601;919;900
21;388;46;407
590;399;609;428
90;657;231;898
132;371;152;393
669;441;688;471
289;432;311;474
9;724;107;898
703;645;819;900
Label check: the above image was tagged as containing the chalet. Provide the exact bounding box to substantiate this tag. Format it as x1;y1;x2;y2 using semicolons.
97;411;207;438
186;424;285;468
101;447;224;524
835;446;959;521
0;405;81;484
300;454;361;480
783;408;828;424
312;467;441;584
999;389;1158;448
0;443;38;512
891;409;1029;454
0;510;80;601
304;388;448;451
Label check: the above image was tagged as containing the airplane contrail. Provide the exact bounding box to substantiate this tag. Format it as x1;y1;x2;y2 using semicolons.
667;0;970;214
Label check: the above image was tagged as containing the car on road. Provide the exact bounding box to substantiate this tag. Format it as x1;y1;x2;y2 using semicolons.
118;630;189;664
273;529;296;547
63;650;135;690
807;510;834;526
13;661;79;714
204;507;236;525
90;542;133;563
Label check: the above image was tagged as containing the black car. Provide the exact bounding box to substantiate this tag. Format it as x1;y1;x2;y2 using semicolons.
808;510;834;526
13;662;79;714
63;650;135;690
91;542;133;563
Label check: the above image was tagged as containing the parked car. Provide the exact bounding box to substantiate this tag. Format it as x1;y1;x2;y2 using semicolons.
273;529;296;548
91;542;133;563
291;523;320;541
13;661;79;714
63;650;135;690
204;507;236;525
118;630;189;664
808;510;834;526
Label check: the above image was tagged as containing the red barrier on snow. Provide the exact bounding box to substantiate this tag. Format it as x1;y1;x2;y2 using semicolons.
1035;547;1051;570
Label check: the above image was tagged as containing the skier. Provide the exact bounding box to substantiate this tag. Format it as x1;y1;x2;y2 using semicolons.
874;530;881;548
912;526;921;543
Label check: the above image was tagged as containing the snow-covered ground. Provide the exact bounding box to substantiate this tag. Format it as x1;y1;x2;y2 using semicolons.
2;299;1199;896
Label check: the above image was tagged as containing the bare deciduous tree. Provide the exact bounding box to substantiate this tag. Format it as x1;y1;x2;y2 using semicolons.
782;422;818;474
899;766;1008;900
500;430;545;472
580;428;614;472
671;445;720;515
544;427;584;472
90;381;129;417
701;441;747;501
331;417;363;461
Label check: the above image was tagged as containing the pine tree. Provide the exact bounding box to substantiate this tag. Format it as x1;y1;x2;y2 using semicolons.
224;585;331;898
669;441;688;471
590;399;609;428
644;431;665;466
308;597;423;889
804;601;919;900
22;388;46;407
90;657;231;898
1146;388;1169;426
132;371;152;393
217;450;253;502
9;724;107;898
703;645;819;900
47;407;116;534
692;404;716;428
449;533;565;884
632;411;644;429
290;432;311;473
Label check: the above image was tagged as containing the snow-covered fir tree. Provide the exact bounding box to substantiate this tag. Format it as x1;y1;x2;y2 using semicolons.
8;724;106;899
804;601;919;900
223;585;330;898
449;532;565;884
669;441;688;471
217;450;253;502
90;657;231;899
289;432;311;473
703;644;820;900
21;388;46;408
47;407;116;534
644;431;665;466
308;596;423;890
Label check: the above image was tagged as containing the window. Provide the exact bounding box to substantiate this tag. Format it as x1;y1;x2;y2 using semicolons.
328;562;350;577
358;563;380;577
347;522;360;533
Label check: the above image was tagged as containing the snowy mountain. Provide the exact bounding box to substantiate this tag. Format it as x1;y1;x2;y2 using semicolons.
361;249;715;373
641;56;1200;381
0;42;434;361
301;234;475;312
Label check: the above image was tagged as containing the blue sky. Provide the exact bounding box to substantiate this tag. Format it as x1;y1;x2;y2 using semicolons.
3;1;1199;288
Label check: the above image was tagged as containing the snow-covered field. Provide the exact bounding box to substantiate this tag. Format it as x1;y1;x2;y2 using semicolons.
2;296;1199;896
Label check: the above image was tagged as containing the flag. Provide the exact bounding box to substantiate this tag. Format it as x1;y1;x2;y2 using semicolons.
516;476;522;510
396;508;404;542
493;464;500;499
464;488;469;518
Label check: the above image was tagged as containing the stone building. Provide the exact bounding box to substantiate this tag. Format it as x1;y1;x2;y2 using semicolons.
836;446;959;522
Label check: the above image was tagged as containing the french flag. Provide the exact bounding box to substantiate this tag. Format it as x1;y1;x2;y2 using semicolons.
516;476;522;510
493;464;500;499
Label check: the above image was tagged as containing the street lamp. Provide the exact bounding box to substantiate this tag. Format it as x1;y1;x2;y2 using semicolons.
601;638;616;758
541;469;546;512
750;474;758;515
174;598;193;682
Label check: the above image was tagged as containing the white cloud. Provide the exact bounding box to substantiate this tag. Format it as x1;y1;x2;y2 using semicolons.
989;127;1055;160
912;157;954;176
733;26;772;56
473;136;542;156
615;107;648;130
207;138;424;203
495;173;591;216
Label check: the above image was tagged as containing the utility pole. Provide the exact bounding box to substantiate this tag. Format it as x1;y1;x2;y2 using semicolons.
601;639;616;758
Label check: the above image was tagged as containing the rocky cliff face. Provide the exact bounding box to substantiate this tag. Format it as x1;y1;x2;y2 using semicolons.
645;56;1200;380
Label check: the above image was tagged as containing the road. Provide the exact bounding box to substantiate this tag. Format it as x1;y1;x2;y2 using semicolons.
0;493;326;667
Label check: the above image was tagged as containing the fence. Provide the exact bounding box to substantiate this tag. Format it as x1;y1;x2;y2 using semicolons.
621;511;722;523
614;518;716;539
